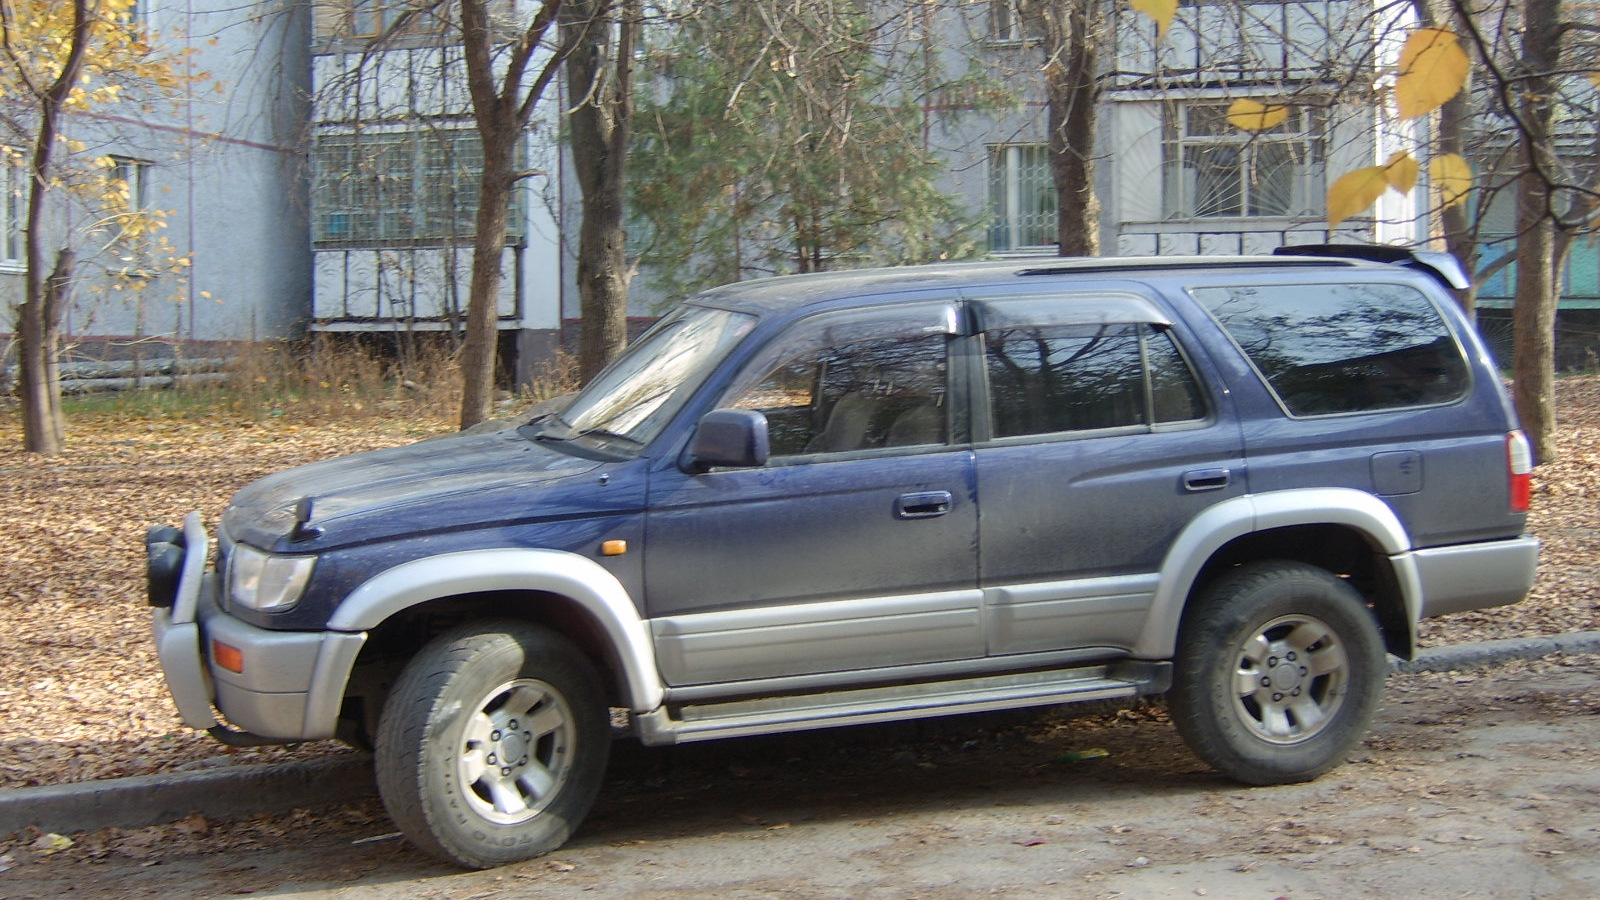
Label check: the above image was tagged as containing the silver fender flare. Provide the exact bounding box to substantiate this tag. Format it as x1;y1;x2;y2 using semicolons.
1135;488;1417;659
329;548;663;711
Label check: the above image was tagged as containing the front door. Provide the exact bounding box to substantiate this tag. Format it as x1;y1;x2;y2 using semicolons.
644;301;982;687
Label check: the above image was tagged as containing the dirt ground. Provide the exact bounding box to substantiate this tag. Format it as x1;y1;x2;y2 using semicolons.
0;376;1596;896
0;655;1595;899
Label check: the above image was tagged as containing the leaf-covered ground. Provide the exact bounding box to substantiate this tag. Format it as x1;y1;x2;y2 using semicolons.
0;380;1595;790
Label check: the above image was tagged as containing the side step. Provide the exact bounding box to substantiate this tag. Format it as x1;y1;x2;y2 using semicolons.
634;660;1171;746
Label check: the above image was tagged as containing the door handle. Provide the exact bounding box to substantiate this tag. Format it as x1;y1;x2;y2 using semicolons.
1182;468;1231;492
896;491;953;519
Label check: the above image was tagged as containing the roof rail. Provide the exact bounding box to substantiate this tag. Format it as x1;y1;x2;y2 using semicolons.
1272;243;1470;291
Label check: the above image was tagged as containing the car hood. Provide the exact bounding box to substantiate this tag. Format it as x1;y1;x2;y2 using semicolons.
221;427;608;551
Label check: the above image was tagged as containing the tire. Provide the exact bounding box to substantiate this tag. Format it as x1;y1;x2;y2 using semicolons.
1168;561;1386;786
374;620;610;869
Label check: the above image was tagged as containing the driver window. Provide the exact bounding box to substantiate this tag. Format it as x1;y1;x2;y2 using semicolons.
727;330;950;458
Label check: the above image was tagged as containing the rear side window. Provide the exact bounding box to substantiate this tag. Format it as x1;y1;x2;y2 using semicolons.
1191;282;1469;416
986;323;1206;438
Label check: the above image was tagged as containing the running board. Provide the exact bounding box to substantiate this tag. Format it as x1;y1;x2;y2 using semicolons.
633;660;1171;746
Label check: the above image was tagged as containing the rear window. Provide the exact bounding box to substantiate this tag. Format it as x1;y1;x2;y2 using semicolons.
1191;282;1469;416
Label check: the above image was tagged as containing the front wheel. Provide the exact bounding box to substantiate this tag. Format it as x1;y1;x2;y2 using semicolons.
374;621;610;868
1168;561;1386;785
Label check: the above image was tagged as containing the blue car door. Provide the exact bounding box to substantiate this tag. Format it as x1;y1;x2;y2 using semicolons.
644;300;982;687
968;288;1247;657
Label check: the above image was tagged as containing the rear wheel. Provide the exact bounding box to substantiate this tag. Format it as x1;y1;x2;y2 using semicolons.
1169;561;1386;785
374;620;610;868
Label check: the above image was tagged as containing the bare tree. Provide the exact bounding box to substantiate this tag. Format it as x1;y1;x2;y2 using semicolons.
1029;0;1105;257
1506;0;1572;462
563;0;638;383
457;0;575;428
1444;0;1600;461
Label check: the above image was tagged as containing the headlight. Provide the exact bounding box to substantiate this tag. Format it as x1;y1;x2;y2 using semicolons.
228;543;316;612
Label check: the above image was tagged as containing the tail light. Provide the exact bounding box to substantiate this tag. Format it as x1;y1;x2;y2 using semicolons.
1507;430;1533;513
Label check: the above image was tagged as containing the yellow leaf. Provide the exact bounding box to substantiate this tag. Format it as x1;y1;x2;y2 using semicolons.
1590;72;1600;89
1327;166;1390;228
32;833;73;855
1227;99;1290;132
1384;151;1419;193
1129;0;1178;42
1395;27;1470;120
1431;153;1473;210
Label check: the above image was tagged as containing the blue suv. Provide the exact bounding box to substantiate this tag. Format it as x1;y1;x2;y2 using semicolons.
149;246;1539;868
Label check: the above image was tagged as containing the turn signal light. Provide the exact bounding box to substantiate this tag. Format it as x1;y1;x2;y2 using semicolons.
212;640;245;674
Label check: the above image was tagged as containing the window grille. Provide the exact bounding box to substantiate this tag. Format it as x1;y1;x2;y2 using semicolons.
988;144;1056;252
313;130;523;247
1162;102;1323;219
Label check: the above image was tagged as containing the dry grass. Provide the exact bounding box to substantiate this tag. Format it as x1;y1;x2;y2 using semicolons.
65;334;577;427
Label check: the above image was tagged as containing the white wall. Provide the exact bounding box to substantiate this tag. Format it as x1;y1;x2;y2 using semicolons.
11;0;314;349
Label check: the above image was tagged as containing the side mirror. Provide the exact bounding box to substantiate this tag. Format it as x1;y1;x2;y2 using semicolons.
689;408;770;471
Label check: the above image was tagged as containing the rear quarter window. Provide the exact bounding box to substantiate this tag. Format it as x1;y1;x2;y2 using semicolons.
1190;282;1470;416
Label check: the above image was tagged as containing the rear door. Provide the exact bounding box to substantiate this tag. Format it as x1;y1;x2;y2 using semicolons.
968;288;1246;657
644;300;982;687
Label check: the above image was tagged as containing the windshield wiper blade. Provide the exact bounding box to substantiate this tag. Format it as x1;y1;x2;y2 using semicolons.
573;427;643;449
520;414;576;442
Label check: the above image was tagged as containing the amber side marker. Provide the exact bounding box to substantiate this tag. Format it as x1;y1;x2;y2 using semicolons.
212;640;245;674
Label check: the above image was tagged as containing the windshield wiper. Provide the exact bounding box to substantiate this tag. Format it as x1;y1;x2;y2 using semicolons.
572;427;643;449
519;414;576;442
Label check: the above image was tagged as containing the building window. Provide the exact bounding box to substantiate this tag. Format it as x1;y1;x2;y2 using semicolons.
315;0;447;41
987;0;1043;44
107;156;154;272
313;130;520;247
1;150;22;266
109;156;149;217
988;144;1055;252
1162;102;1323;219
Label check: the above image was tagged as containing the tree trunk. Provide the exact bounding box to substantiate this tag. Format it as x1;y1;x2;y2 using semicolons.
454;0;568;429
1043;0;1101;257
566;0;637;385
458;130;516;430
1416;0;1478;315
1509;0;1562;463
16;253;69;454
15;0;92;454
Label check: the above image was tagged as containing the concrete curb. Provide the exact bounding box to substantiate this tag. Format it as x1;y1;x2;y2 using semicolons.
0;754;375;838
1388;629;1600;674
3;632;1598;838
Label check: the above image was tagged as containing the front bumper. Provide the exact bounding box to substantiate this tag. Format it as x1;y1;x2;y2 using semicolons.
150;512;366;742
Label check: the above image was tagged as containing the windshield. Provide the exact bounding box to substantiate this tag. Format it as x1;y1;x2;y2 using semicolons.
530;305;757;456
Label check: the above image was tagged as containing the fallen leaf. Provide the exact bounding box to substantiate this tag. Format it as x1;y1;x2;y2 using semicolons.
31;833;73;855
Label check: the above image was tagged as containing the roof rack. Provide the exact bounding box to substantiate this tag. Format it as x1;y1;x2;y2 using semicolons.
1271;243;1470;291
1015;258;1346;279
